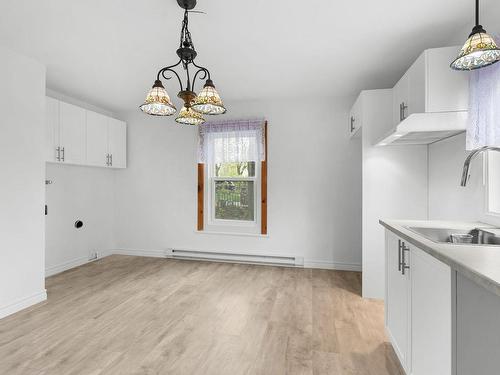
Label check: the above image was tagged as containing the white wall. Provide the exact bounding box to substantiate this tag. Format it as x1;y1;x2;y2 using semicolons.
45;164;114;276
0;47;46;318
113;96;362;269
361;90;429;299
428;133;500;226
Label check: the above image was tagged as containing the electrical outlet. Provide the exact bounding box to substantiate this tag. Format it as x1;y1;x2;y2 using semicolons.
88;251;99;261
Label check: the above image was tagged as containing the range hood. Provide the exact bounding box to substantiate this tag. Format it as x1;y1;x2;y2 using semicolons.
376;111;467;146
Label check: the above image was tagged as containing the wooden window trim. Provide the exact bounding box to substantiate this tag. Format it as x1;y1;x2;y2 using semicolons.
197;120;268;234
197;163;204;231
261;121;268;234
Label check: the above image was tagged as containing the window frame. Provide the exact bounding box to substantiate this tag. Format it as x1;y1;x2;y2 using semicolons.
197;121;268;235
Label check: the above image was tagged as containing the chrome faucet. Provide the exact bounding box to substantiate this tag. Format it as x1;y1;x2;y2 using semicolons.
461;146;500;186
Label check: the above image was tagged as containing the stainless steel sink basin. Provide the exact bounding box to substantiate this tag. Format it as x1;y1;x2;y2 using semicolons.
406;226;500;245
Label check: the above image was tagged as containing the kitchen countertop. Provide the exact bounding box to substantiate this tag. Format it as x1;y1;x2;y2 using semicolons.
380;219;500;297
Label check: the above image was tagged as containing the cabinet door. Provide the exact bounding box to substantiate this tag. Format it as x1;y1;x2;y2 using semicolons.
393;72;409;127
385;231;411;372
108;118;126;168
59;101;86;164
407;52;426;117
457;273;500;375
86;111;109;167
411;246;452;375
45;97;60;162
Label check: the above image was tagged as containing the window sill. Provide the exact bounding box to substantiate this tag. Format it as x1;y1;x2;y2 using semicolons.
195;230;269;238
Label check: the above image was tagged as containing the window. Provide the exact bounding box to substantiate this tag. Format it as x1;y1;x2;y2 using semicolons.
213;162;257;221
197;119;267;235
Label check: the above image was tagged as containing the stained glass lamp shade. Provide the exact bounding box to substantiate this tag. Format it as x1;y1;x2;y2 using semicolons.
139;80;177;116
175;106;205;125
451;27;500;70
191;80;227;115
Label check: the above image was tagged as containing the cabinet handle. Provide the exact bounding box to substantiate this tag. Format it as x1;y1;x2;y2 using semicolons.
110;154;113;167
401;244;410;275
105;154;109;166
398;240;402;271
61;147;65;162
401;102;408;121
350;116;355;132
56;147;60;161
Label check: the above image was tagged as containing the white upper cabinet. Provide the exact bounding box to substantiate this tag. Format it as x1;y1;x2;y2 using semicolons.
393;46;468;127
59;101;86;164
45;96;127;169
107;118;127;168
348;94;362;138
86;111;109;167
45;96;60;162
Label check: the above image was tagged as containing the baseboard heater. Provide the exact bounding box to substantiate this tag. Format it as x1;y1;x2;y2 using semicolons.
165;248;304;267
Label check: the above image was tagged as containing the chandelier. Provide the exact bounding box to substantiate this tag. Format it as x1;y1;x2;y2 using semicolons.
450;0;500;70
139;0;226;125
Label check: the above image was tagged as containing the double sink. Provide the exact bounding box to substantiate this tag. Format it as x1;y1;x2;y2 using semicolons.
406;226;500;246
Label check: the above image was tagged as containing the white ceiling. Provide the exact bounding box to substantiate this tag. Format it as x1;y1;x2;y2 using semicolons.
0;0;499;113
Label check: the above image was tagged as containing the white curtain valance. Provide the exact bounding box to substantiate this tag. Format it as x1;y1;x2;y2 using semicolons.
467;40;500;150
198;118;266;164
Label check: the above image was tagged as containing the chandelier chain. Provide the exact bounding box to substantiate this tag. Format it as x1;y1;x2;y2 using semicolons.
180;10;195;52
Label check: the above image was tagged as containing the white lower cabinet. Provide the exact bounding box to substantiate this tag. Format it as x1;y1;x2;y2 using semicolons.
385;230;452;375
385;231;411;373
411;246;452;375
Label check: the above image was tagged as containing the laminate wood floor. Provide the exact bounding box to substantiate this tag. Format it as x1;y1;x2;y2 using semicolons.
0;255;404;375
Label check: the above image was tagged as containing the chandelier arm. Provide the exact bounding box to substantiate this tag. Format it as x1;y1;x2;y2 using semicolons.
192;61;211;81
192;67;209;92
191;61;212;92
156;60;183;91
160;68;183;92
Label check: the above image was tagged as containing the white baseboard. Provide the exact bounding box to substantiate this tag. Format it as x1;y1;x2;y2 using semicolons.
304;260;362;272
45;250;113;277
0;290;47;320
112;248;166;258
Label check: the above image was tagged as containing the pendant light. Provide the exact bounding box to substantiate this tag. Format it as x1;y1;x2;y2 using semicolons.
450;0;500;70
139;80;177;116
191;79;226;115
139;0;226;124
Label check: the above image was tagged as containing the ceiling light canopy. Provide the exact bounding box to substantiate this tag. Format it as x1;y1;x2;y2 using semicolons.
451;0;500;70
139;0;226;123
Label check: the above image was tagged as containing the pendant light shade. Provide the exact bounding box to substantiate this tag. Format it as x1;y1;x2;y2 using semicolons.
175;106;205;125
450;0;500;70
140;80;177;116
191;80;227;115
451;27;500;70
